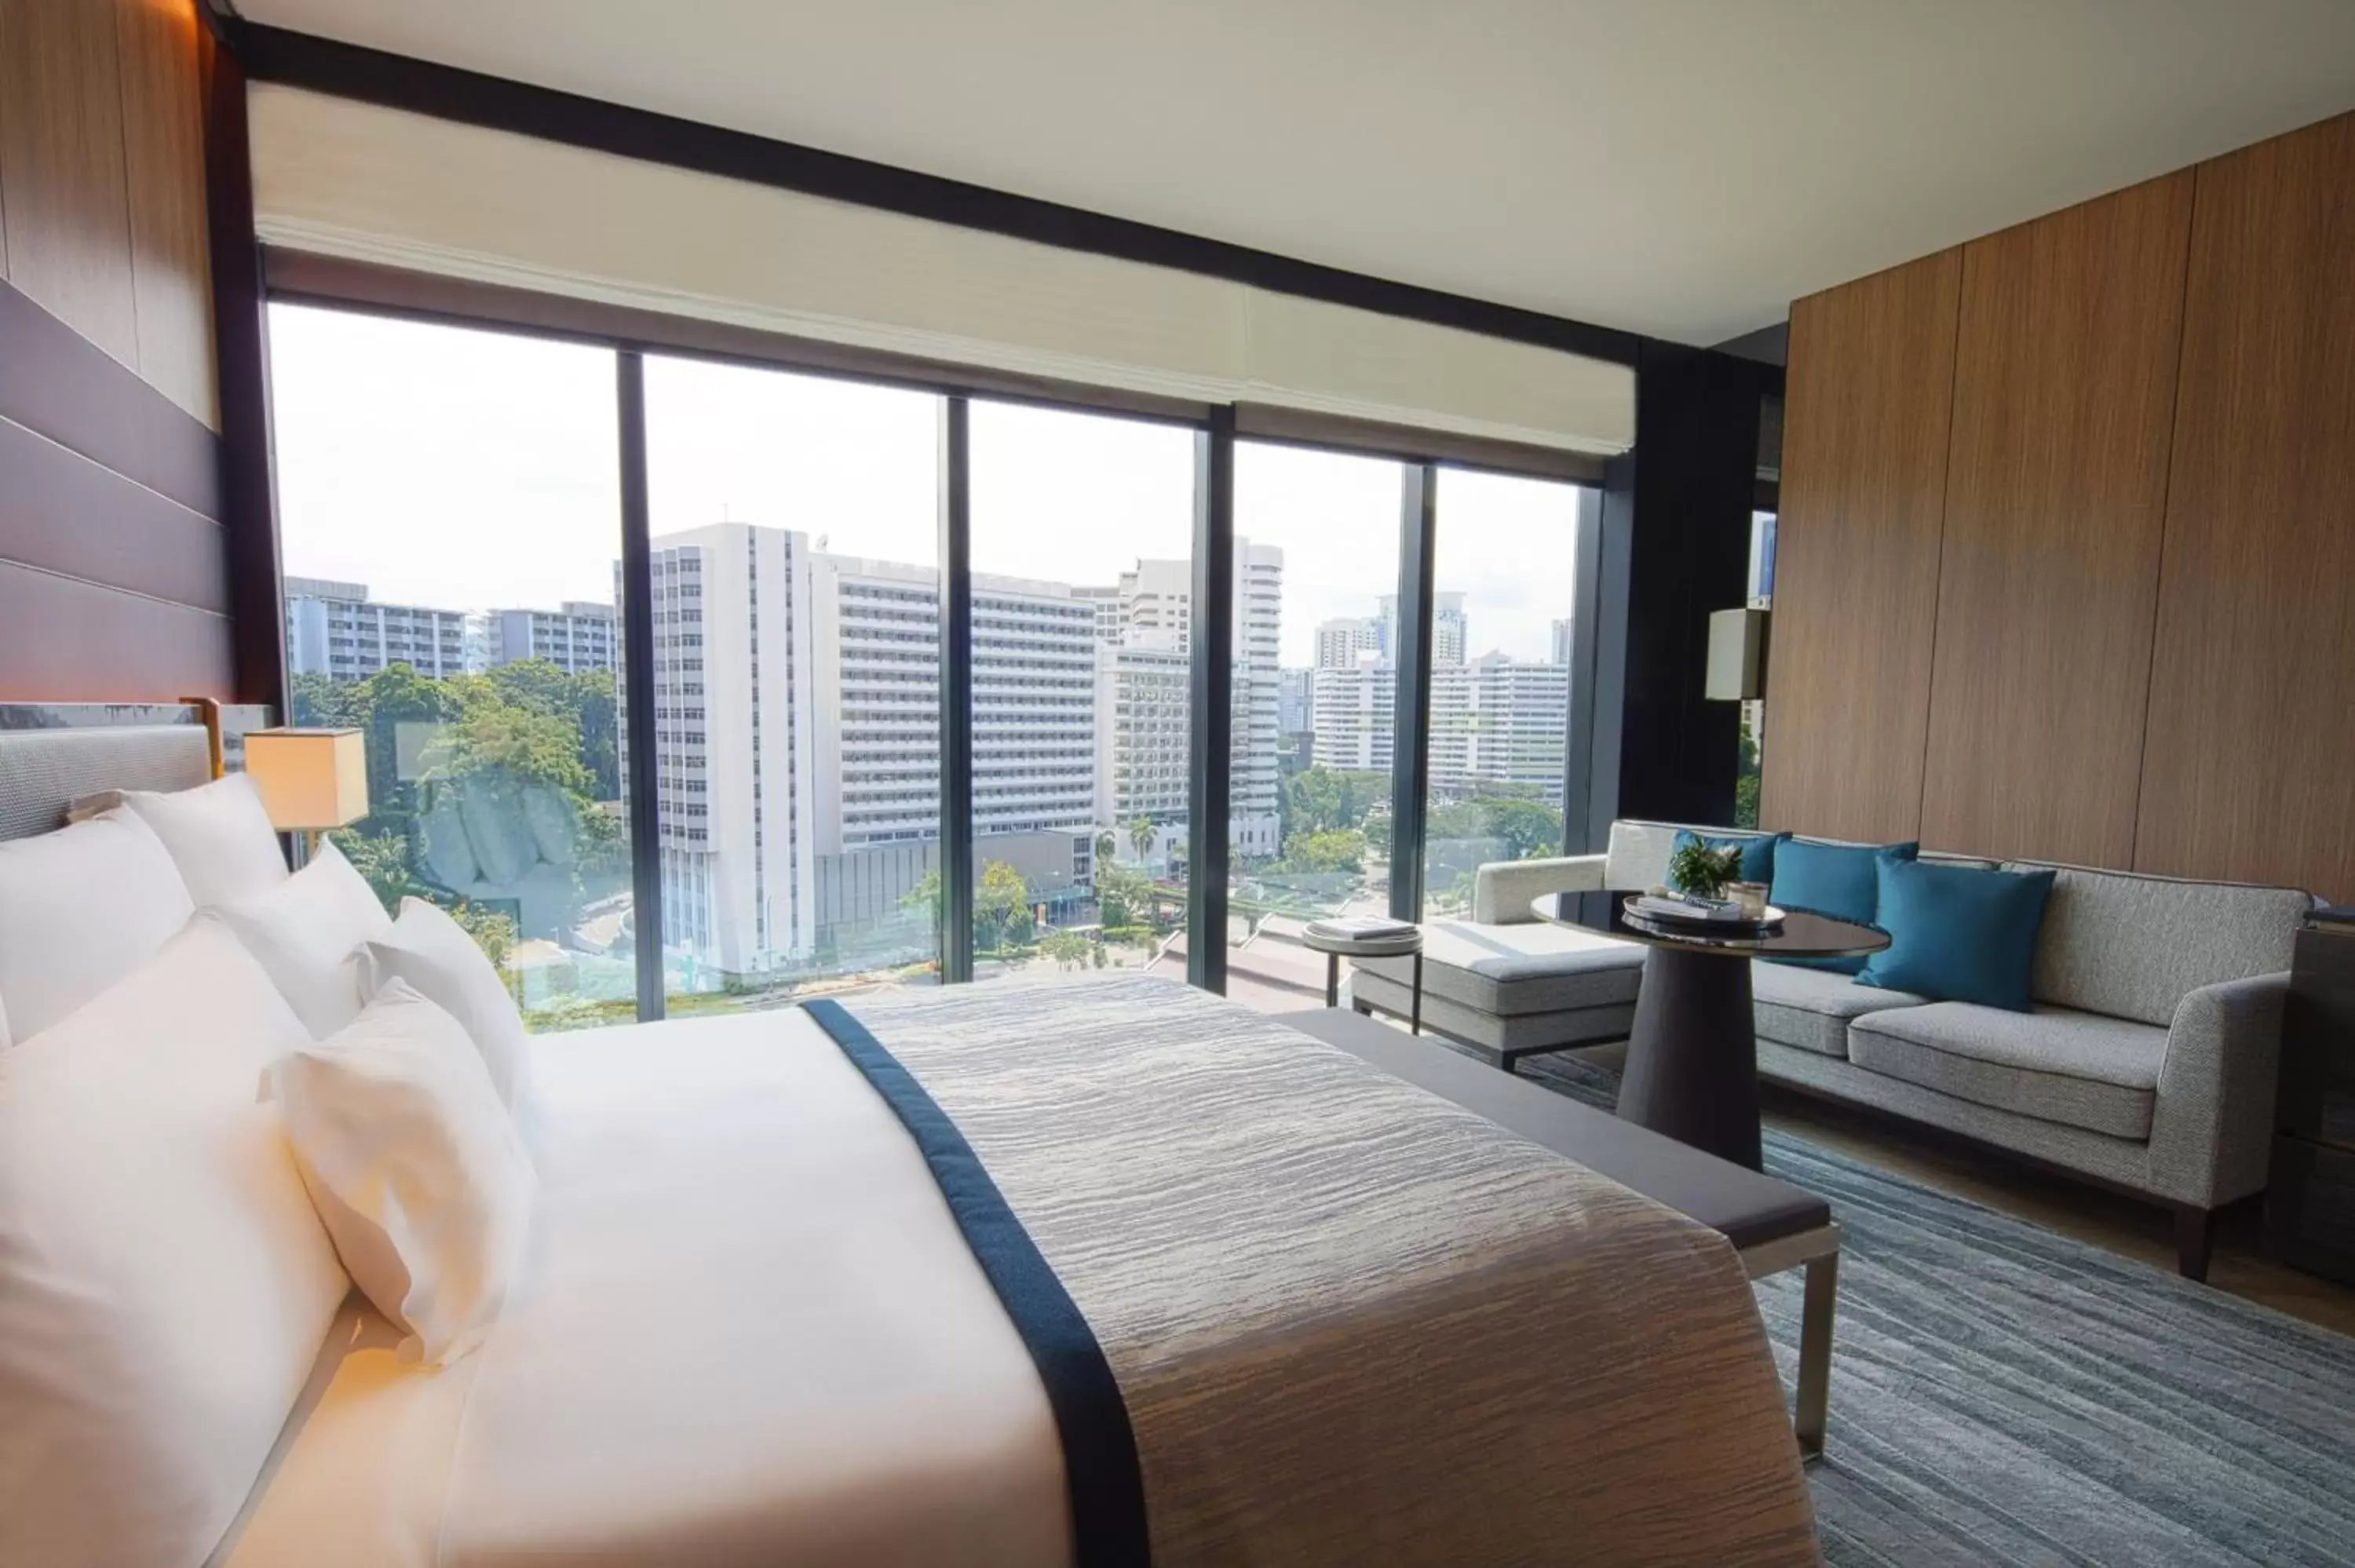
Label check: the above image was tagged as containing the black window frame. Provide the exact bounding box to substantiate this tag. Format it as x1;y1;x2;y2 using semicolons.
255;278;1604;1016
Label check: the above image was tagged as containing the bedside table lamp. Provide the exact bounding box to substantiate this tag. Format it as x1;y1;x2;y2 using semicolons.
244;727;370;856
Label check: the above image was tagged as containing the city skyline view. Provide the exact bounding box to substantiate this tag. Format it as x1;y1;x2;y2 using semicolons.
269;304;1581;668
272;300;1590;1013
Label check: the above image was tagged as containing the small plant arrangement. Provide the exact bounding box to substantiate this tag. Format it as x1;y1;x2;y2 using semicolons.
1667;841;1745;902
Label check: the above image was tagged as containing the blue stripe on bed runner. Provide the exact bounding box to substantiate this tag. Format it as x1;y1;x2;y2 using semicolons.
800;998;1151;1567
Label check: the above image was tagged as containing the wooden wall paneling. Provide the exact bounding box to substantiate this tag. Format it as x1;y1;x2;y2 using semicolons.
1758;249;1962;843
2134;112;2355;902
0;413;228;611
116;0;217;428
0;0;140;364
0;558;232;702
1917;172;2194;866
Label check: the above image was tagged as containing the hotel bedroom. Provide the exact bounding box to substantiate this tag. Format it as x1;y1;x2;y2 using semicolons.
2;3;2353;1565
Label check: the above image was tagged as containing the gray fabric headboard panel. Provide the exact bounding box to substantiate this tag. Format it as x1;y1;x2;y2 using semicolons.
0;727;212;842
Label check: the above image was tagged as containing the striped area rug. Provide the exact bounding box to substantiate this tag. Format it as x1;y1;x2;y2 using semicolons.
1516;1052;2355;1567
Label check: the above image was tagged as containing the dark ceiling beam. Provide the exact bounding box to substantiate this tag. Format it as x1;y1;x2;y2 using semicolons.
221;20;1643;368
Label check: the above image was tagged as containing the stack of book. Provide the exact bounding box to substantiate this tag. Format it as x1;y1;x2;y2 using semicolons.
1305;916;1418;943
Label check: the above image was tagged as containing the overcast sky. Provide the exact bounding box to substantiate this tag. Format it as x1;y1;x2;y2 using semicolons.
269;303;1583;667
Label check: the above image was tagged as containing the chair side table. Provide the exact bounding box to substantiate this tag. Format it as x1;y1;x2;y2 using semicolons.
1302;925;1424;1034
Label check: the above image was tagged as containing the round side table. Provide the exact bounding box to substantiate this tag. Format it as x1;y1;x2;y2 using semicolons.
1302;925;1425;1035
1528;893;1887;1169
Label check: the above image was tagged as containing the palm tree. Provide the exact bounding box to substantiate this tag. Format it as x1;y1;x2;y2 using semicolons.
1094;830;1117;865
1127;816;1157;866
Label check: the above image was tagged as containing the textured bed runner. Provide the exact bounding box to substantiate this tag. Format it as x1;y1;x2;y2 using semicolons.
812;974;1819;1567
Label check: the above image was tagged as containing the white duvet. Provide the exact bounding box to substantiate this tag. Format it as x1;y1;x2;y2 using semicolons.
218;1009;1072;1568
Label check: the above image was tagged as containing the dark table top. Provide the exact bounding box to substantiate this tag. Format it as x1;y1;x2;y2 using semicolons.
1529;891;1890;961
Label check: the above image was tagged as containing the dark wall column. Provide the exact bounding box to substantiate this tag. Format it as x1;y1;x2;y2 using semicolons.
1388;463;1437;921
200;21;286;714
615;352;664;1020
1186;408;1236;991
937;397;975;983
1605;341;1770;828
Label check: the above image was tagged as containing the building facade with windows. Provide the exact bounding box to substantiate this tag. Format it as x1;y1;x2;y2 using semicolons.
283;578;470;681
1429;654;1572;804
489;602;618;673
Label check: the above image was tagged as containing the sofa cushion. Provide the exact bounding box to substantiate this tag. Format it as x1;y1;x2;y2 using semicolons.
2017;863;2309;1026
1751;961;1927;1057
1859;859;2056;1011
1356;920;1644;1018
1768;837;1916;975
1849;1001;2168;1140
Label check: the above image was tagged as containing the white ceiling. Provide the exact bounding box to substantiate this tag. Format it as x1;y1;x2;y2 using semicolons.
234;0;2355;346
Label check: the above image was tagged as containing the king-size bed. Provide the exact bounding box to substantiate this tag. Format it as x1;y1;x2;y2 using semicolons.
0;711;1820;1566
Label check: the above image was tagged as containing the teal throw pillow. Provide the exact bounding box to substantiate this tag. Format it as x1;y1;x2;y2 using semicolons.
1668;829;1784;891
1858;859;2057;1012
1767;837;1918;974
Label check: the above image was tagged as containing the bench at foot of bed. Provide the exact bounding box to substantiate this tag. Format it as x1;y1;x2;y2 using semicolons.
1286;1006;1839;1460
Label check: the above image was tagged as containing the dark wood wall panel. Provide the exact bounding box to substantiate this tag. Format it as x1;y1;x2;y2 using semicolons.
0;560;232;702
116;0;216;428
2134;113;2355;902
0;276;218;515
1758;249;1961;843
0;0;140;366
0;414;228;611
1918;172;2193;867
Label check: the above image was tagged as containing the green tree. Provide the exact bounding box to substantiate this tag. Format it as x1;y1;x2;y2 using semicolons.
1480;797;1565;859
1094;829;1118;865
1040;929;1091;970
1281;828;1366;873
1126;816;1157;864
976;859;1034;950
1282;768;1389;842
444;702;592;795
448;901;519;994
329;826;419;913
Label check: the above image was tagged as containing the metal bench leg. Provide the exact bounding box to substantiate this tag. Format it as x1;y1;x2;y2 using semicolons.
1795;1249;1837;1460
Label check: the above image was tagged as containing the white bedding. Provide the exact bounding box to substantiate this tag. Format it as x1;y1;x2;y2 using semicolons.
219;1009;1070;1568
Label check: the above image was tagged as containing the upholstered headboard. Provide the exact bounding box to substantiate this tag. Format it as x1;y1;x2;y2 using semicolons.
0;703;272;843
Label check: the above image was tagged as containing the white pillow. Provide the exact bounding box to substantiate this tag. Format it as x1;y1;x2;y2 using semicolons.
117;772;289;909
360;896;532;1107
0;918;349;1568
0;806;194;1047
213;838;393;1038
267;980;536;1367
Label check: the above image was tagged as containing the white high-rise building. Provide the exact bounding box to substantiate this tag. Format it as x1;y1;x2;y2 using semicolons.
1311;654;1396;772
1429;655;1572;804
488;603;618;674
1374;592;1466;665
1314;615;1386;669
637;523;1103;982
1094;634;1189;834
1084;542;1283;860
284;578;469;681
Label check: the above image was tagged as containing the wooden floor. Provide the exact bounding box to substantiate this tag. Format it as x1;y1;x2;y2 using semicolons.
1756;1082;2355;1336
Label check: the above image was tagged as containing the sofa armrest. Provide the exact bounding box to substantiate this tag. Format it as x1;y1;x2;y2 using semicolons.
1473;855;1608;924
2146;971;2291;1209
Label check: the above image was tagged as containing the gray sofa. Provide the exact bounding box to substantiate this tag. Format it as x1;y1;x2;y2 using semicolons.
1356;819;2312;1279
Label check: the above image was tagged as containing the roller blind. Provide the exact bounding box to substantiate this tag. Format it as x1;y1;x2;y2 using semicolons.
248;86;1634;454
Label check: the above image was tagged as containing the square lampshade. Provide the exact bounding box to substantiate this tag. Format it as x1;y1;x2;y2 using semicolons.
243;727;370;832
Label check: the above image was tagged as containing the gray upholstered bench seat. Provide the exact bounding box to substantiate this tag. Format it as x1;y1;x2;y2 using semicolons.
1847;1003;2168;1141
1286;1005;1838;1454
1353;918;1642;1066
1750;961;1926;1057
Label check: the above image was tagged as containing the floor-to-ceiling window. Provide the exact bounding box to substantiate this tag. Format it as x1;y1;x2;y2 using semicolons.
641;356;944;1005
270;304;637;1030
966;401;1198;982
1225;440;1411;1011
1419;468;1587;917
